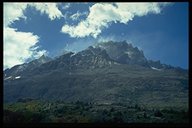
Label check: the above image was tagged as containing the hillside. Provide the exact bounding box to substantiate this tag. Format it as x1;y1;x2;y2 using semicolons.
3;41;188;123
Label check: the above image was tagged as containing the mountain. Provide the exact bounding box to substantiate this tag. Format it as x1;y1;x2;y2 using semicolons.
95;41;186;71
3;41;188;110
4;55;52;80
95;41;148;66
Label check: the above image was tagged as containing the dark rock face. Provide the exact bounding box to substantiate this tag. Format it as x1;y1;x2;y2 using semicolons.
95;41;148;67
4;55;52;78
3;41;188;109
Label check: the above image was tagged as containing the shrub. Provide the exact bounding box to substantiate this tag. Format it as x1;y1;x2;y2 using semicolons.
154;110;163;117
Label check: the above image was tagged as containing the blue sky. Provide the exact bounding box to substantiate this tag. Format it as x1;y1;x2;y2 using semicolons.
3;2;188;69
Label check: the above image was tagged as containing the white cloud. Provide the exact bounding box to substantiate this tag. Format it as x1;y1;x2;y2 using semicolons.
63;39;96;53
61;2;169;38
4;3;63;27
3;3;27;27
70;11;88;21
3;2;63;69
97;35;122;43
30;3;63;20
61;3;71;10
3;27;47;69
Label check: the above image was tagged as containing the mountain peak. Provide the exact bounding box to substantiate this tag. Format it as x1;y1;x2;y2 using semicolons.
95;41;148;66
4;41;186;79
39;54;46;59
39;54;51;60
4;55;52;78
37;54;52;63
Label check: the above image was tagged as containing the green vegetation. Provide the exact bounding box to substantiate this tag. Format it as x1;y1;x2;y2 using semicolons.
4;100;188;123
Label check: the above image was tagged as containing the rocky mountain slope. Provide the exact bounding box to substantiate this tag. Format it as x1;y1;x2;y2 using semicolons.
4;55;52;79
3;41;188;110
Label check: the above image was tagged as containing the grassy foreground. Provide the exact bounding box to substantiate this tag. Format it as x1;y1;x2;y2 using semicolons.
4;100;188;123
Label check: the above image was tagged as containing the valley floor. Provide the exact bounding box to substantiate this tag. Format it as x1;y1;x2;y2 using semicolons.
3;100;188;123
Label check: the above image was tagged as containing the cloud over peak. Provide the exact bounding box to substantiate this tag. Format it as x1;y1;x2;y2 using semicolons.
3;27;44;69
61;2;168;38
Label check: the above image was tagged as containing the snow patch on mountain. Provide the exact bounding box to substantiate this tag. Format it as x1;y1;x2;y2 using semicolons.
125;51;133;58
4;76;12;80
15;76;21;79
70;53;76;57
151;66;162;71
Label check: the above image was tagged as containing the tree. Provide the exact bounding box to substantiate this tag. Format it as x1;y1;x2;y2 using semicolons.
143;112;147;118
154;110;163;117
